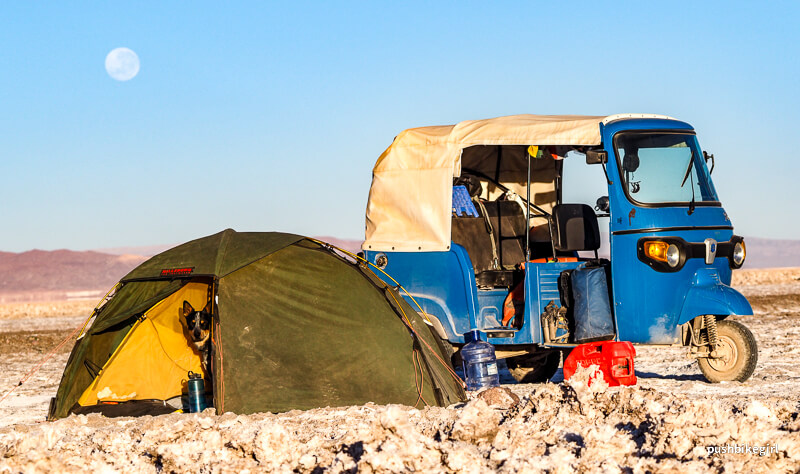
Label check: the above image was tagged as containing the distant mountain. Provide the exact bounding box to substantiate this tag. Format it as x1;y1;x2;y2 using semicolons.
0;250;148;303
0;236;363;303
740;237;800;269
0;236;792;303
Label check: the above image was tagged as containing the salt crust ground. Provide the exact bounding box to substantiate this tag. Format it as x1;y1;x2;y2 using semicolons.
1;268;799;472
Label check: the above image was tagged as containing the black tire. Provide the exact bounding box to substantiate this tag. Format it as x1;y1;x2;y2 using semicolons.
506;350;561;383
697;319;758;383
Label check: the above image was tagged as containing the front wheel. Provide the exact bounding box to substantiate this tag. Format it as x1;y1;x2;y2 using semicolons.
697;319;758;383
506;350;561;383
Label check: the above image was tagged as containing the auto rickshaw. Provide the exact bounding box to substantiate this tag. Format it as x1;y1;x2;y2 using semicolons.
362;114;756;383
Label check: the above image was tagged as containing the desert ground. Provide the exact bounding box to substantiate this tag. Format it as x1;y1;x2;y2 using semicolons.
1;269;799;472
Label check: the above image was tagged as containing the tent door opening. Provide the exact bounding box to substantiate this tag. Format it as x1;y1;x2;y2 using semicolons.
75;279;214;414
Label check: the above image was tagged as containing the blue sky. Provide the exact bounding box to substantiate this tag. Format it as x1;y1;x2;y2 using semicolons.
1;2;798;252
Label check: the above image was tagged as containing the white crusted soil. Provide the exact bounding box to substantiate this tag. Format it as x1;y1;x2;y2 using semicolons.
1;273;799;472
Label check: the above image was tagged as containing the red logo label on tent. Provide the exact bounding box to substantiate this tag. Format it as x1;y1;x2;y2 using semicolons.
160;267;194;277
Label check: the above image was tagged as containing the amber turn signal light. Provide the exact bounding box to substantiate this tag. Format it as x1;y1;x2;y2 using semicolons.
643;241;681;268
644;241;669;262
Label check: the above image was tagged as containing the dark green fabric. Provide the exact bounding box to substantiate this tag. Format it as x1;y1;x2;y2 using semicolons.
122;229;302;281
216;232;305;277
355;261;465;406
52;280;183;418
122;230;229;280
216;241;465;413
91;280;185;333
53;231;466;419
381;287;461;405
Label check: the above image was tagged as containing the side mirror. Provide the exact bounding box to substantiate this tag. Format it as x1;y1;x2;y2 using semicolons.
703;151;715;174
595;196;610;213
586;150;608;165
586;149;613;185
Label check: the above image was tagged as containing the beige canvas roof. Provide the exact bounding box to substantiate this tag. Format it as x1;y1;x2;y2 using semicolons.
364;113;677;252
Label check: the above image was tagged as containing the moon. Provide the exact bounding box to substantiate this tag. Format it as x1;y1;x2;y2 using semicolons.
105;48;140;81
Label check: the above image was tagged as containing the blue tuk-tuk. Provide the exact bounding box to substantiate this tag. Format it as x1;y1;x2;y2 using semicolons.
362;114;755;383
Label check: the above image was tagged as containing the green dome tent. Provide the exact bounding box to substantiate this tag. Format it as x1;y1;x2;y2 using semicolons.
49;230;465;419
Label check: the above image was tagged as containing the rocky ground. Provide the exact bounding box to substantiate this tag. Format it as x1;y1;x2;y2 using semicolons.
0;268;799;472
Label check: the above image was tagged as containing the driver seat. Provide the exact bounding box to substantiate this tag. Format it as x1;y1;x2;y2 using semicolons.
550;204;601;255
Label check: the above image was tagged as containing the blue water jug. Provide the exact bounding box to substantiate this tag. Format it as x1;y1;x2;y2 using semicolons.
187;372;207;413
461;330;499;391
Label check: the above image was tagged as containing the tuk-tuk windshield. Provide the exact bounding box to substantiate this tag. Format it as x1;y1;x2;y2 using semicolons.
614;132;718;205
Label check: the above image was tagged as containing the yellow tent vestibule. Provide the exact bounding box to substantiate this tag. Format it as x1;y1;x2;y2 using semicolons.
77;282;208;406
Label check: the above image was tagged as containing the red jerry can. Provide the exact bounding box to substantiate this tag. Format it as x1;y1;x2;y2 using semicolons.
563;341;637;387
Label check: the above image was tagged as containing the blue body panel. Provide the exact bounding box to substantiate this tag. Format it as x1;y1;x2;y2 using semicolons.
601;118;751;344
364;245;478;341
365;117;753;348
610;229;737;343
523;261;583;344
364;245;582;345
678;268;753;325
475;289;507;329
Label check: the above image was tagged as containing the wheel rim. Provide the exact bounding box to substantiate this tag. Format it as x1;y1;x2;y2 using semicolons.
708;335;738;372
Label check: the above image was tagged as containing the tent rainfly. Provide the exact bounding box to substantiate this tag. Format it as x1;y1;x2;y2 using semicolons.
50;230;466;419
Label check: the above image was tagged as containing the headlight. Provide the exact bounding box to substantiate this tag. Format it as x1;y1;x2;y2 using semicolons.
732;241;746;266
666;244;681;267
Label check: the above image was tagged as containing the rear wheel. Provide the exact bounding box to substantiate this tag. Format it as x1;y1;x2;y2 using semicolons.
697;319;758;383
506;350;561;383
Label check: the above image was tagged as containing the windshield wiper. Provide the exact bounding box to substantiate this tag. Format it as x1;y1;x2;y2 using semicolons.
687;154;696;215
680;150;695;188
